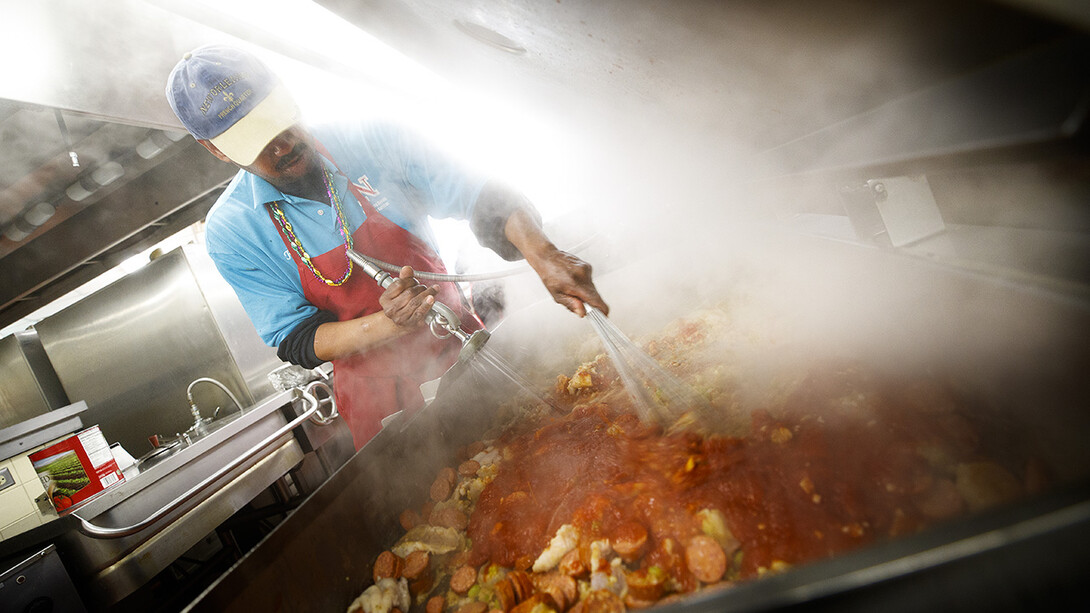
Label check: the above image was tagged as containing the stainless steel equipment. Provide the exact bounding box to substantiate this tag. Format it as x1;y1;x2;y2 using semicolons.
0;402;87;464
184;377;246;439
32;246;282;455
0;384;337;609
0;544;87;613
0;329;69;429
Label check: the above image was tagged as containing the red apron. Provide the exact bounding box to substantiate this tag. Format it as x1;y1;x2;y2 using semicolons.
267;153;481;449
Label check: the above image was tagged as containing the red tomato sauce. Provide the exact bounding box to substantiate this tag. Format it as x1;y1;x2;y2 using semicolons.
467;361;998;590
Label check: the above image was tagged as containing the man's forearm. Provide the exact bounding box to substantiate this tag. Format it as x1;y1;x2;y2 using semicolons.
312;312;411;362
502;207;609;316
502;207;560;266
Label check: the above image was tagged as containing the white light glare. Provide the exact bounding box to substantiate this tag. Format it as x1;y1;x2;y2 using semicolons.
194;0;580;218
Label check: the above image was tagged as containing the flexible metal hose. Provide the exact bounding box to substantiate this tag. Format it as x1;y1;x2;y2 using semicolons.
353;250;530;282
352;234;596;283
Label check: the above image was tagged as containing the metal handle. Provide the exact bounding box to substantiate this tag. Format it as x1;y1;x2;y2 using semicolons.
347;248;468;341
73;387;331;539
304;380;338;425
426;300;462;340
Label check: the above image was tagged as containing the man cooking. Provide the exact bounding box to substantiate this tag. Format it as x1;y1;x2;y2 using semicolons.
165;45;608;448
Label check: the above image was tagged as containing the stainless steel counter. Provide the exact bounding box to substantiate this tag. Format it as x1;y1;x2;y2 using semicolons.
61;388;305;608
0;384;352;610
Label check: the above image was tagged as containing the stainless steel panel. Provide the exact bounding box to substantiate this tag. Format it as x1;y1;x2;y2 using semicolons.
182;244;284;402
0;0;202;130
0;544;88;613
0;335;50;429
0;141;236;326
0;330;67;429
0;401;87;461
34;248;254;455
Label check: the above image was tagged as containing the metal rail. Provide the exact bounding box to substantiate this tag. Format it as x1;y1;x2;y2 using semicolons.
73;382;336;539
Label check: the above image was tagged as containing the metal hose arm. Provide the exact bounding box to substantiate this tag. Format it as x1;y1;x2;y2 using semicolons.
345;233;596;284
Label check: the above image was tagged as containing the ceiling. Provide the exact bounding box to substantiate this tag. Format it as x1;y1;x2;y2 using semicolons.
0;0;1087;331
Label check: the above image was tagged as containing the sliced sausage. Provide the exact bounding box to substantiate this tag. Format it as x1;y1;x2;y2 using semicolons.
430;475;454;503
449;550;472;569
610;521;649;562
623;594;659;610
495;577;517;612
372;551;404;582
513;555;534;572
403;550;431;580
450;564;478;595
399;508;422;531
533;572;577;611
426;595;446;613
409;573;435;596
458;459;481;477
439;466;458;485
684;535;727;583
466;440;487;458
404;550;434;594
507;570;535;602
558;549;586;578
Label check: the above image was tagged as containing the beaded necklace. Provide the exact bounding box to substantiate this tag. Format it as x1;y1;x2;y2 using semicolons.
268;166;354;286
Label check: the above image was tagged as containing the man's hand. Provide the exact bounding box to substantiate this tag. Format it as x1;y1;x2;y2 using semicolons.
379;266;439;328
529;248;609;317
500;208;610;317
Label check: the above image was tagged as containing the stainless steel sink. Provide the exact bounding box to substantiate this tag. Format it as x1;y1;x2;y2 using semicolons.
47;388;318;608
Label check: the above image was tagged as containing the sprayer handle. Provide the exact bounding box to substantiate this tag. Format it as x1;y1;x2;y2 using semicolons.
374;270;394;289
347;248;465;339
426;300;462;334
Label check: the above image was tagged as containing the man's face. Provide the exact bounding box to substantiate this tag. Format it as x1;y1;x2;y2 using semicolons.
241;126;323;196
201;125;323;198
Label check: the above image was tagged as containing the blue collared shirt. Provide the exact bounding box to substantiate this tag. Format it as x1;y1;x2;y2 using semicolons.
204;120;487;347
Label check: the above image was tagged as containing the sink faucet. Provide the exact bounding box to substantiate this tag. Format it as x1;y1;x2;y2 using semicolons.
186;377;245;434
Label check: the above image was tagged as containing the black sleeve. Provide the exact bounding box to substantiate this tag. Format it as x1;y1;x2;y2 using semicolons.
277;309;339;368
469;180;542;261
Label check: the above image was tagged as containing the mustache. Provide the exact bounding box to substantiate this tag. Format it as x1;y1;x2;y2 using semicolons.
275;142;309;171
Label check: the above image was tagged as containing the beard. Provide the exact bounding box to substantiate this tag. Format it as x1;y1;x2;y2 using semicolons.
261;143;326;201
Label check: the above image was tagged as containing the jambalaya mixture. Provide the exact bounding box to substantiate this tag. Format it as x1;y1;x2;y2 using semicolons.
348;307;1046;613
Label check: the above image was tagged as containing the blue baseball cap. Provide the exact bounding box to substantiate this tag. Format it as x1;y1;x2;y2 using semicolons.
166;45;300;166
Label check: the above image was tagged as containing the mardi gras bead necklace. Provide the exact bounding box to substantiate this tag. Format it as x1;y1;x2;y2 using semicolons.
269;166;354;286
